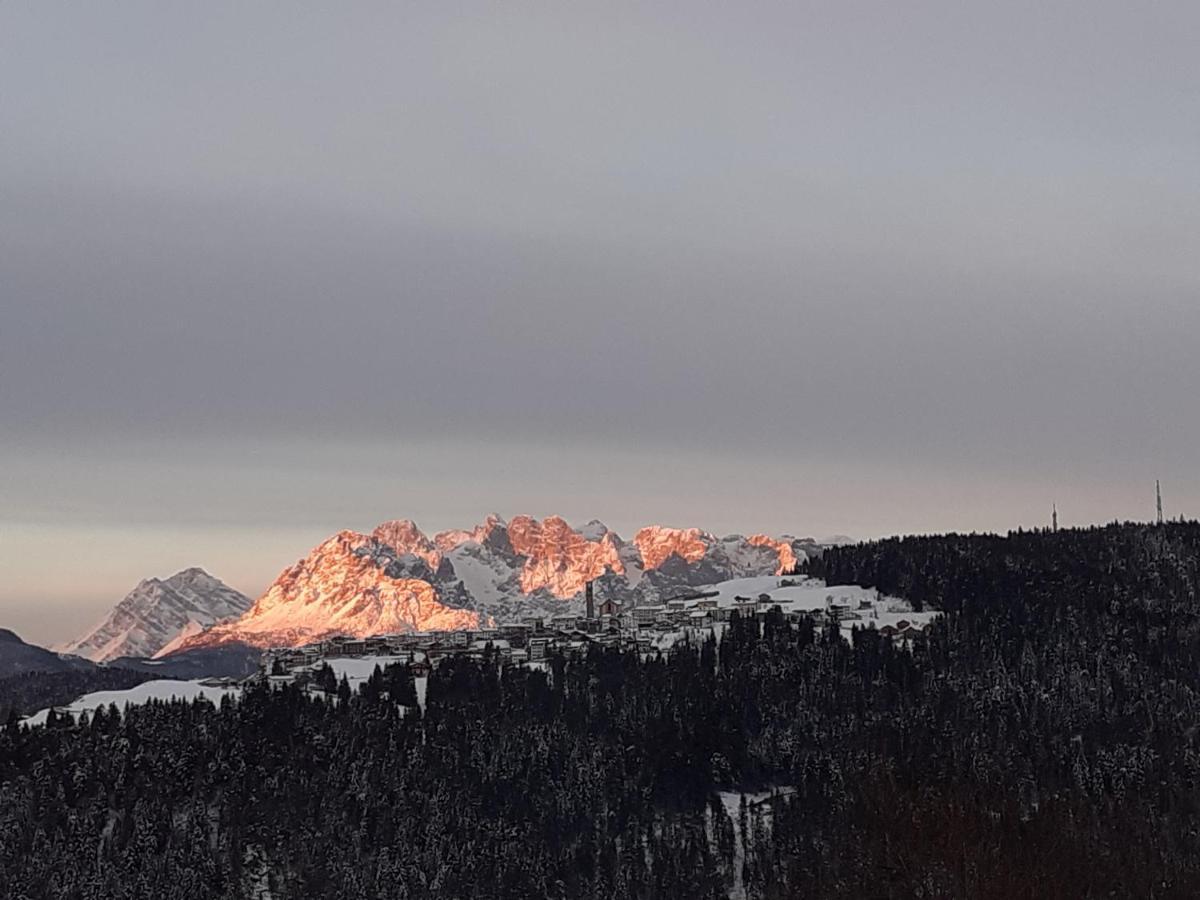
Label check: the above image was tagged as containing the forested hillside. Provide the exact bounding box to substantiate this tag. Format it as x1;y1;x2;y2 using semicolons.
0;668;159;725
2;522;1199;898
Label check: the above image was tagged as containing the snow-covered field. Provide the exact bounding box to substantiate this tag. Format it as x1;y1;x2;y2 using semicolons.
646;576;940;652
321;655;428;709
320;655;407;684
22;657;432;726
695;574;926;625
22;679;240;726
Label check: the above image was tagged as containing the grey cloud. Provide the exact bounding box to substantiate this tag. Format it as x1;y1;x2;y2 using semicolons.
1;0;1198;590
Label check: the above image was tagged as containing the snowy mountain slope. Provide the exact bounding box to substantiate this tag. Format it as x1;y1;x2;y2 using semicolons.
167;515;820;652
57;568;251;662
444;540;520;605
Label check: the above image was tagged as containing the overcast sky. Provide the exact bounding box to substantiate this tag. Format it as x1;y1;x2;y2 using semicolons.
2;2;1198;644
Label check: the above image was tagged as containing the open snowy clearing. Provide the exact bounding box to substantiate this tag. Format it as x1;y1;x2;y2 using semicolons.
646;576;940;652
23;661;429;725
23;679;240;726
321;655;428;709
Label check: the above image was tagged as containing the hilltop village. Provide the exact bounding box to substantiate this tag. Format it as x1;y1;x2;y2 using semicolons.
254;575;937;689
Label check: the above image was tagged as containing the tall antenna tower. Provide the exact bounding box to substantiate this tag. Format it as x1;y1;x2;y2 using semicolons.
1052;503;1058;533
1156;480;1164;526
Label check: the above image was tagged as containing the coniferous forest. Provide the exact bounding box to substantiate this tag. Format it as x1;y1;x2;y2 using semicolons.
0;669;157;727
3;522;1200;898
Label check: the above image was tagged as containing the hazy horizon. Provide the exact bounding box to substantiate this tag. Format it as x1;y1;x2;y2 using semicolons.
4;486;1178;648
3;2;1197;646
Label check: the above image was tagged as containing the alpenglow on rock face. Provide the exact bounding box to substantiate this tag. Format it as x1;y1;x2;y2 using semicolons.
167;531;481;653
57;568;252;662
166;516;817;653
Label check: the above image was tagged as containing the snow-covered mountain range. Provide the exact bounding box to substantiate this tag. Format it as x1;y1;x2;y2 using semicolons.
56;568;251;662
165;515;818;654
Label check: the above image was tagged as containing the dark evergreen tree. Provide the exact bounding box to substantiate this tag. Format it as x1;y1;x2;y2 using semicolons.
3;521;1200;897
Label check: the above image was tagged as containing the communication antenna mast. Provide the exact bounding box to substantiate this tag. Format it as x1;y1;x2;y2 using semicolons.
1052;503;1058;533
1156;480;1164;526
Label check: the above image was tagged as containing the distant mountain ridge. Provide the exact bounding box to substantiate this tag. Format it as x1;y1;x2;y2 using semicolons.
57;568;251;662
167;515;818;653
0;628;95;678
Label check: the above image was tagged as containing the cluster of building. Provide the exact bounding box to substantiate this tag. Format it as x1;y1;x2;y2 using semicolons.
259;616;638;676
623;588;832;630
257;581;929;684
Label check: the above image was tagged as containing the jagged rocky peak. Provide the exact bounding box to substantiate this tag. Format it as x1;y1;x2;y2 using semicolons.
747;534;799;575
505;514;627;598
433;513;508;552
578;519;611;541
371;519;442;570
171;566;228;587
633;525;712;570
56;568;252;663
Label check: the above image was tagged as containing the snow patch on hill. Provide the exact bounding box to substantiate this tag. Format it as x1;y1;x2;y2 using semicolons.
321;655;429;709
23;679;239;726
